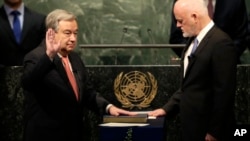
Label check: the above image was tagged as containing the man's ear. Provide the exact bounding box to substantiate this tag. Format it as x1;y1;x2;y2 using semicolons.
191;13;198;23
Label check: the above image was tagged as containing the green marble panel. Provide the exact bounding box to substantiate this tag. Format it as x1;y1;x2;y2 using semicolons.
79;47;178;65
1;0;249;64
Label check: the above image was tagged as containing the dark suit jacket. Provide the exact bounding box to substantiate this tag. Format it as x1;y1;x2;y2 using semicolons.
21;41;110;141
0;6;46;66
247;14;250;49
163;25;237;141
170;0;248;60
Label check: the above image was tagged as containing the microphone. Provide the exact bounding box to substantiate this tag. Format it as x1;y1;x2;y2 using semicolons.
147;28;159;64
120;27;128;44
147;28;155;44
114;28;128;65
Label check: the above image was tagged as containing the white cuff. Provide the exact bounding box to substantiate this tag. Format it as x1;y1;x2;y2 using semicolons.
106;104;113;114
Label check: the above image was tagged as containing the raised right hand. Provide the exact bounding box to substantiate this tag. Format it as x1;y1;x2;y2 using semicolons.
46;28;61;59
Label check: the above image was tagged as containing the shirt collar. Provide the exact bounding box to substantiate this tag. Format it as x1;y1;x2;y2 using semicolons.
196;20;214;43
4;2;24;16
58;53;64;58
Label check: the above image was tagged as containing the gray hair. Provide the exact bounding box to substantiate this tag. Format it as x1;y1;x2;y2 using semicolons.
175;0;208;17
45;9;77;31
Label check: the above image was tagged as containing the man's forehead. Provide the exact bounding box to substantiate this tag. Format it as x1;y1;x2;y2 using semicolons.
58;20;78;30
58;20;77;25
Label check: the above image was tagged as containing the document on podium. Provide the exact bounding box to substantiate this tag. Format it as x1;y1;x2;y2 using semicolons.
100;111;156;127
133;111;156;119
99;122;149;127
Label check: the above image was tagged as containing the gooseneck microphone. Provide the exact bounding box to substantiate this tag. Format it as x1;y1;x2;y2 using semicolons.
147;28;159;64
120;27;128;44
147;28;155;44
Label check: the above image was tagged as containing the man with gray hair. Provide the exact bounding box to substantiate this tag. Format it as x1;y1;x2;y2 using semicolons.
149;0;237;140
21;9;135;141
169;0;248;65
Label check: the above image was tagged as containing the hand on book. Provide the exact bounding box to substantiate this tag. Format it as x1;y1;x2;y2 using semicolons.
108;105;137;116
148;108;166;117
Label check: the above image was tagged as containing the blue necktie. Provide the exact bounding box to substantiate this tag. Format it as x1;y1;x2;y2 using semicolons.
191;38;199;54
11;11;21;44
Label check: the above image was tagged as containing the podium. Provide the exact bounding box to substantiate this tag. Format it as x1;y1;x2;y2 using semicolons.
99;117;166;141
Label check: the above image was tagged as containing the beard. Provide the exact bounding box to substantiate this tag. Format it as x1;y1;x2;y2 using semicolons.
182;24;196;38
182;32;191;38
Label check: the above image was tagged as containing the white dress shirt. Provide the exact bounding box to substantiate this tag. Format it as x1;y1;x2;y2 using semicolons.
183;21;215;77
4;2;24;30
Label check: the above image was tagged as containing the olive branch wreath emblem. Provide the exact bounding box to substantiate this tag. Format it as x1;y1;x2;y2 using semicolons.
114;71;157;109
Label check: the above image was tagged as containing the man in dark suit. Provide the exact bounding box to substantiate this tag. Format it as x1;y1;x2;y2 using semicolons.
149;0;237;141
170;0;248;64
21;9;135;141
0;0;46;67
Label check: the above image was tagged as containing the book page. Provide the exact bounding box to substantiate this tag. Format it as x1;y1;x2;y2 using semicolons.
99;123;149;127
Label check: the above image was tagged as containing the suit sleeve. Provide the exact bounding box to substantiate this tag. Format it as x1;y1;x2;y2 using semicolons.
208;37;237;139
162;88;182;117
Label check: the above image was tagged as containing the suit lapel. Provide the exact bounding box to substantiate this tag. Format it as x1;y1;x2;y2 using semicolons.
181;37;195;80
193;26;215;56
68;54;82;101
54;55;68;81
21;7;31;44
183;26;216;80
54;55;79;101
0;6;17;43
55;53;82;102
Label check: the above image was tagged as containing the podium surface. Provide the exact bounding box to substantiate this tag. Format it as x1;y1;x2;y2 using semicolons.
99;116;166;141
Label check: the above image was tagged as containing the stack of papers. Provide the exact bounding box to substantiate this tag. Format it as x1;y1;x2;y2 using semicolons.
99;123;149;127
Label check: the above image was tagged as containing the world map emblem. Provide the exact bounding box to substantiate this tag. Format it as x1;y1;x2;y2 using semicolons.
114;71;157;109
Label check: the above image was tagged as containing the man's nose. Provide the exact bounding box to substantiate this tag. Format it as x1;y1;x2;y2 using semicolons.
69;34;77;41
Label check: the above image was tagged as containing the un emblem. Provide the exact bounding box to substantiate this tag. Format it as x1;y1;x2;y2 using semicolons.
114;71;157;109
